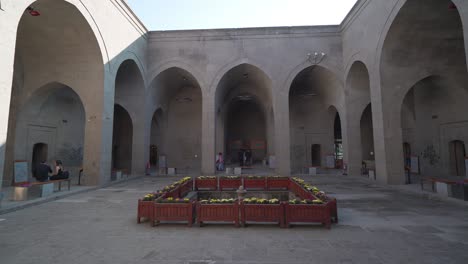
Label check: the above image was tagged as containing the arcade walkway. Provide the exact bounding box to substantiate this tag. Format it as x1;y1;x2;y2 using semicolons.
0;175;467;264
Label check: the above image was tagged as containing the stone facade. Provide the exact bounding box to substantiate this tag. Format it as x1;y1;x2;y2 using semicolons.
0;0;467;189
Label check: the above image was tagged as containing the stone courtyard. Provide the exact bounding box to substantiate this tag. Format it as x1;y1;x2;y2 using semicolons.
1;175;467;264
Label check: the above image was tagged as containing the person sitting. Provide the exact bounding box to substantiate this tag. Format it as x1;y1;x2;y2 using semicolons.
49;160;69;180
32;160;52;182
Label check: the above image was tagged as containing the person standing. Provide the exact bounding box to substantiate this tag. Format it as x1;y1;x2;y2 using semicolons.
216;152;224;171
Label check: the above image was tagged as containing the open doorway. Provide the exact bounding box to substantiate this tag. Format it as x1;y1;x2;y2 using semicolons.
32;143;48;174
311;144;321;167
449;140;466;177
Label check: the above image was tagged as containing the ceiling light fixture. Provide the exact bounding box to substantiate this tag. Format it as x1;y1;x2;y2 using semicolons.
176;97;192;103
26;6;40;16
236;94;253;101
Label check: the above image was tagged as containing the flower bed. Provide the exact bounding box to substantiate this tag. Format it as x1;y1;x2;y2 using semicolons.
241;198;285;227
285;199;332;229
137;192;164;223
267;176;290;190
152;198;195;227
219;176;242;191
179;179;194;198
196;199;240;227
195;176;217;190
243;176;266;190
289;181;316;200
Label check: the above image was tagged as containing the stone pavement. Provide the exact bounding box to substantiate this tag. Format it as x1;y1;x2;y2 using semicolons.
0;175;467;264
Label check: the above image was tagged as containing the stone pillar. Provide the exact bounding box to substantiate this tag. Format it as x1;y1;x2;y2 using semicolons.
273;91;291;176
370;77;405;185
453;0;468;70
0;14;18;187
343;109;363;177
81;74;113;186
201;94;215;175
131;106;149;176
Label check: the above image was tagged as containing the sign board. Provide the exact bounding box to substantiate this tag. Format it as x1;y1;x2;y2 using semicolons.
269;155;276;169
14;161;29;183
159;155;167;168
465;158;468;178
410;156;420;174
326;155;335;169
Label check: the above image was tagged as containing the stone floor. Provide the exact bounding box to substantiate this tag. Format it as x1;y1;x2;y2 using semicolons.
0;175;467;264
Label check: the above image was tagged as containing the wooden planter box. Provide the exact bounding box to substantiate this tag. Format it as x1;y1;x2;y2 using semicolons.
164;188;180;199
267;177;290;190
241;203;285;227
196;202;240;227
289;181;316;200
152;201;195;227
219;178;242;190
285;202;332;229
328;198;338;223
195;178;218;190
179;180;193;198
137;200;154;224
243;177;266;190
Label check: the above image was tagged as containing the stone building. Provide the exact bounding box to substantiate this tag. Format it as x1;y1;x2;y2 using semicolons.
0;0;467;191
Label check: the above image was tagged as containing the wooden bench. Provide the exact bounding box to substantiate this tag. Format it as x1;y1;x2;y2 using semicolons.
420;177;462;193
16;178;71;191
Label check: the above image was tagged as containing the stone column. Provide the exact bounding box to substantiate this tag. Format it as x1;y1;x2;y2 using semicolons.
201;94;215;175
130;105;149;176
343;108;363;177
81;73;114;186
370;77;405;185
0;13;18;187
273;90;291;176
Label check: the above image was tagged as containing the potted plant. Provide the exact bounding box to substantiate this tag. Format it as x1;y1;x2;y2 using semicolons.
266;176;290;190
195;176;218;190
285;198;333;229
138;191;163;223
219;176;242;190
196;198;240;227
243;175;266;190
241;198;285;227
152;197;195;227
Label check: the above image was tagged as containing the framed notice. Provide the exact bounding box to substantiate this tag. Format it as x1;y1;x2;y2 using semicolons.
326;155;335;169
410;156;420;174
14;161;29;183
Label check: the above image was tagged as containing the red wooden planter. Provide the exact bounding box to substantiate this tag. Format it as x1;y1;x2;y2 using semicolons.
179;180;193;197
152;201;195;227
243;177;266;190
195;178;218;190
241;202;285;227
196;202;240;227
285;202;332;229
137;200;154;224
219;178;242;190
164;188;180;199
289;181;316;200
328;198;338;223
267;177;290;190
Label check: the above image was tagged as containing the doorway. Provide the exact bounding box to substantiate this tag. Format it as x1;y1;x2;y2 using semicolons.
449;140;466;176
32;143;48;173
311;144;321;167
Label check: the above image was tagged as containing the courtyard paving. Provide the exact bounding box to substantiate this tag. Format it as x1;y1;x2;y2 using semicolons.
0;175;467;264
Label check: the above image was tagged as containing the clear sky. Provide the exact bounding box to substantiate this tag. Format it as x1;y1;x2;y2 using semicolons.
127;0;358;31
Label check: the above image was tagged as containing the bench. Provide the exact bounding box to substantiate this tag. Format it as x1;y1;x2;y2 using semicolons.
15;178;71;191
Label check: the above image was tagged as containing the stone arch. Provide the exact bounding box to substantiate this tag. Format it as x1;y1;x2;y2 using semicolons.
149;67;203;173
214;63;274;169
112;54;148;89
288;65;343;172
5;0;106;185
9;82;86;184
399;75;468;177
112;104;133;176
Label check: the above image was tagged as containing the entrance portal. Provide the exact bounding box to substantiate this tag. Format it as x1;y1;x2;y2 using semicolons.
31;143;48;173
449;140;466;177
225;98;266;166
